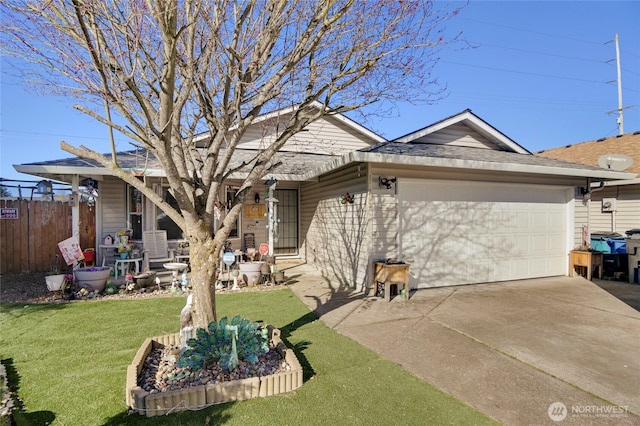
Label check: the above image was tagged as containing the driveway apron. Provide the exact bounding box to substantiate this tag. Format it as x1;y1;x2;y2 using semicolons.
287;264;640;425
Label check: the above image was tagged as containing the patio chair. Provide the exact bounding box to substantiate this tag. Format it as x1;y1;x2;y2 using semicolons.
142;230;175;271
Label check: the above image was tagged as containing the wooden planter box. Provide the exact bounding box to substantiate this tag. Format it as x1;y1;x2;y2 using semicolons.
126;327;303;417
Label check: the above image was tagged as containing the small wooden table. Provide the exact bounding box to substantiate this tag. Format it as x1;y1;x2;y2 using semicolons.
374;262;410;301
569;250;603;280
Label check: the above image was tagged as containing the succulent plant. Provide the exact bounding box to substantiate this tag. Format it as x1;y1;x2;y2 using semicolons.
177;315;269;372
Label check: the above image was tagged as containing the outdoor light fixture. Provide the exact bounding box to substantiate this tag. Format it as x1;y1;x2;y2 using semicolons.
379;176;396;190
255;193;260;204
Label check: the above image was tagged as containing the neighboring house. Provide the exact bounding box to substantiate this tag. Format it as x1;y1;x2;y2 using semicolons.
14;107;635;291
536;132;640;245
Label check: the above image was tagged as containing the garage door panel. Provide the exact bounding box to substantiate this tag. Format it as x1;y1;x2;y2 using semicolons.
531;235;548;251
399;180;569;288
510;235;528;254
514;211;530;228
547;257;565;275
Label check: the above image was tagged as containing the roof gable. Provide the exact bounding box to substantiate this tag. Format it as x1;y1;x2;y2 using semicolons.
234;112;384;155
194;101;385;155
393;109;529;154
536;132;640;175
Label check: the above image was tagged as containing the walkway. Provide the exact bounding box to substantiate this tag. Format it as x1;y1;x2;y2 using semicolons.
286;263;640;425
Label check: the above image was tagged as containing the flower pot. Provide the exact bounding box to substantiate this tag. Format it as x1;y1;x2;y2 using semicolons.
45;274;66;291
134;271;157;288
120;252;129;259
238;262;264;286
75;267;111;292
273;271;285;284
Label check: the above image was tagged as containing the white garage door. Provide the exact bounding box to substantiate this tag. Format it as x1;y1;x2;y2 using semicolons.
399;179;570;288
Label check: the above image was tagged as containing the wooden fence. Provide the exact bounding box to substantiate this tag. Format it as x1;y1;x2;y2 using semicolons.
0;199;95;274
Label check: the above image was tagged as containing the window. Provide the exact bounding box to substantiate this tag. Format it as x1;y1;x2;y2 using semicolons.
156;187;183;240
127;185;143;240
224;186;239;238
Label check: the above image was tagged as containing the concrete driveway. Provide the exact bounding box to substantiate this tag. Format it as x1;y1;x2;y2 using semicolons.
287;265;640;425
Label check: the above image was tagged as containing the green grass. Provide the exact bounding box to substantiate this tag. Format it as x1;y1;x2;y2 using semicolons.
1;290;497;425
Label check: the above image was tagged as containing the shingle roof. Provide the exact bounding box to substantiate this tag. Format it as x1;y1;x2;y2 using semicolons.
361;142;608;171
20;148;340;178
536;132;640;175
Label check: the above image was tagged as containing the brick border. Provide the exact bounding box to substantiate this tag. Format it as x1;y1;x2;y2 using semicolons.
126;327;303;417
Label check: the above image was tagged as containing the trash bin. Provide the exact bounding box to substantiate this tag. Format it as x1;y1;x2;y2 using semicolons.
590;237;610;253
607;239;627;254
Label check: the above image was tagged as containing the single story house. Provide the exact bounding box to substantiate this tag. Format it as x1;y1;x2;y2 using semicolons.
536;132;640;242
15;107;636;291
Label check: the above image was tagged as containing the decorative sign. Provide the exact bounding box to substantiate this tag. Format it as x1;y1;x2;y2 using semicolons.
222;252;235;266
57;236;85;265
597;154;633;171
0;208;18;219
244;204;266;220
259;243;269;256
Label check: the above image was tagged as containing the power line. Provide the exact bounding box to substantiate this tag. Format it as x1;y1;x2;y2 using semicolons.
440;60;613;85
460;17;605;46
0;128;126;142
475;42;606;64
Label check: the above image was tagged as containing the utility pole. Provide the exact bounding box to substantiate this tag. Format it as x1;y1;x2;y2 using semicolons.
605;33;631;135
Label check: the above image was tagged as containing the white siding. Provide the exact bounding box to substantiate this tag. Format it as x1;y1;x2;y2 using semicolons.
237;114;377;155
300;163;371;289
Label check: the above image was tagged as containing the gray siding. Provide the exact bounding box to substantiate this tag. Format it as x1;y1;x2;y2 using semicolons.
573;183;640;246
410;122;501;150
300;163;371;289
97;176;126;265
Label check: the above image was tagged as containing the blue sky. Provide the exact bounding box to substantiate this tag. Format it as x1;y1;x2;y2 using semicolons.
1;1;639;186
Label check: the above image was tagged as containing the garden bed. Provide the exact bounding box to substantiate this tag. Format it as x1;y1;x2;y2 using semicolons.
126;326;303;417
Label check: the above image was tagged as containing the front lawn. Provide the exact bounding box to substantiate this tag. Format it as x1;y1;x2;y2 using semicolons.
0;290;496;425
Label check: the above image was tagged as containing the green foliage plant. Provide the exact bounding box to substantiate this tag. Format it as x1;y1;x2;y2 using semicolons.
177;315;269;372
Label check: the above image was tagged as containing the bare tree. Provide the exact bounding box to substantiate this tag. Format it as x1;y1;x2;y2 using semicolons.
1;0;461;328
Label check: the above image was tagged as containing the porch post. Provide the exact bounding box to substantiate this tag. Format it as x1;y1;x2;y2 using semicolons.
72;174;80;250
266;179;278;257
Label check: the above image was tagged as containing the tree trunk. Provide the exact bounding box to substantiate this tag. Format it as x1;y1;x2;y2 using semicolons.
187;236;218;329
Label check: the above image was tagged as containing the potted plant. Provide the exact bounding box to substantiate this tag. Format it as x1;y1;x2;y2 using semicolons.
117;244;130;259
45;262;66;292
272;268;285;284
116;229;132;246
117;241;137;259
238;261;264;286
74;266;111;292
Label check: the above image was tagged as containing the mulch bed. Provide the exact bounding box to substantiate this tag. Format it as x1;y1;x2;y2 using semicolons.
1;272;287;304
1;272;54;304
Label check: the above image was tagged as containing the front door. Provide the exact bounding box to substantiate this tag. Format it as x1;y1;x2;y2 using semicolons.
274;189;298;255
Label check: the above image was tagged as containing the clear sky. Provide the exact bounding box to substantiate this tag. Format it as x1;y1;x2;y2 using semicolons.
1;1;639;187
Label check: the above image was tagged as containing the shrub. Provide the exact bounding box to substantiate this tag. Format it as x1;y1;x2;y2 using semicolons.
177;315;269;372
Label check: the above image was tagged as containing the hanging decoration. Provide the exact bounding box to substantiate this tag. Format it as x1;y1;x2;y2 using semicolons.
133;188;143;214
81;178;99;207
340;192;355;204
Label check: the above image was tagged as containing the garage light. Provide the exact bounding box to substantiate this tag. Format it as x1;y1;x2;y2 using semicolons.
379;176;396;190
